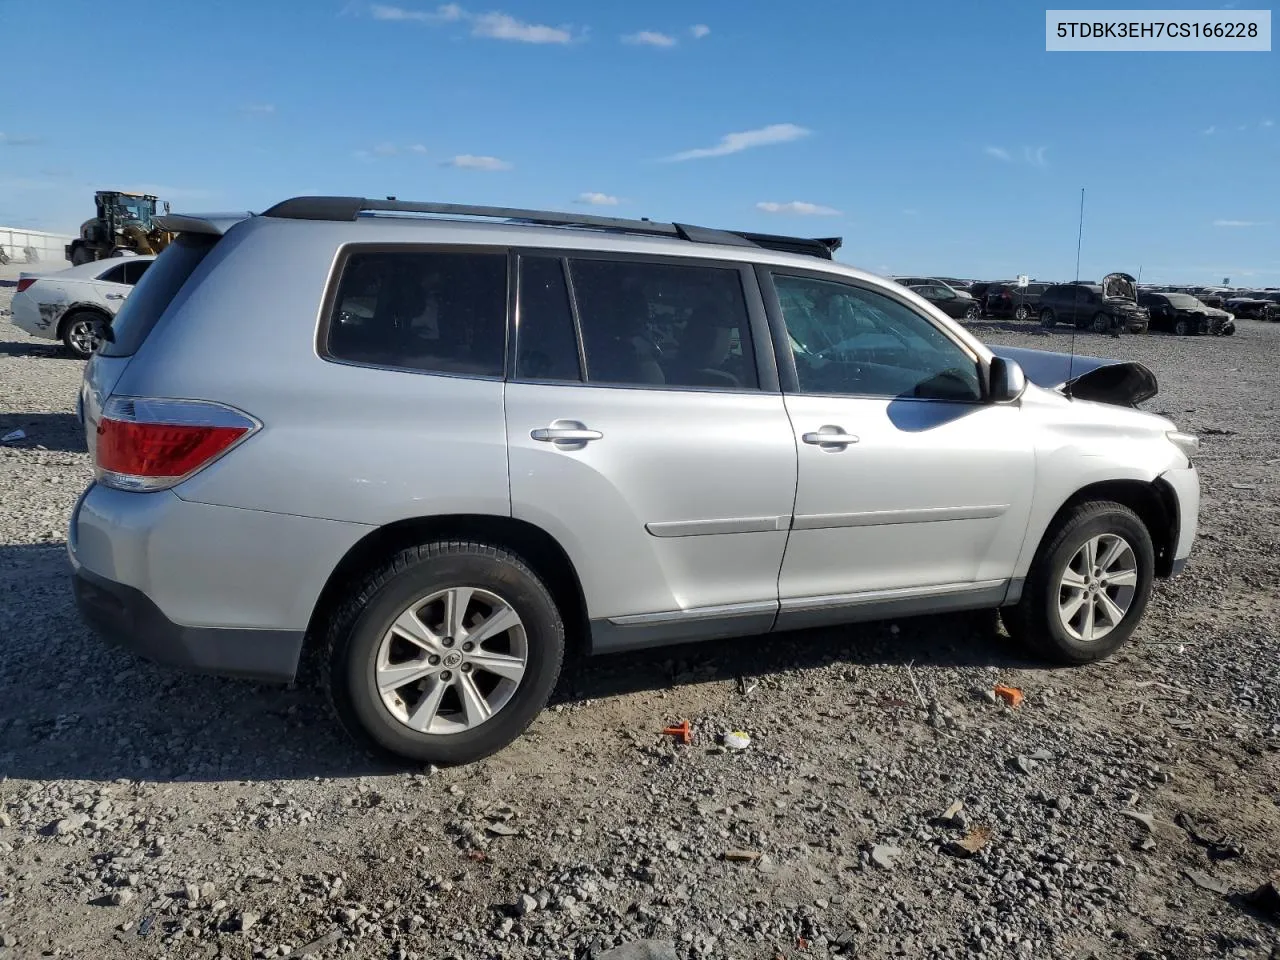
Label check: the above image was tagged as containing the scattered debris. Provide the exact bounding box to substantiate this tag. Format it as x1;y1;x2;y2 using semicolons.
1133;835;1157;852
1183;869;1231;895
662;721;692;745
1230;482;1257;491
905;659;928;708
1121;810;1157;833
939;800;964;825
515;893;538;916
1027;748;1053;762
945;826;992;858
1175;812;1245;860
722;730;751;751
236;912;259;932
870;844;902;870
993;684;1024;708
294;929;340;956
724;849;762;863
136;915;155;938
485;822;519;837
1012;755;1036;776
735;676;758;696
0;428;24;444
755;854;778;874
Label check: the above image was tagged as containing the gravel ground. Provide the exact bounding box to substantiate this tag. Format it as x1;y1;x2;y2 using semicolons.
1;294;1278;960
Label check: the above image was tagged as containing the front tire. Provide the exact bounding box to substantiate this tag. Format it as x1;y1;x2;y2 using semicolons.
1014;304;1031;321
1003;501;1155;664
1091;312;1112;334
1039;308;1057;328
1173;318;1191;336
325;541;565;765
964;303;981;320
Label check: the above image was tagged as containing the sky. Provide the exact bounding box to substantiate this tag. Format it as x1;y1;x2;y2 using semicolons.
1;1;1277;284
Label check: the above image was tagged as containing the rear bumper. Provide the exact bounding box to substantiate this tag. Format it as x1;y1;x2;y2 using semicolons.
9;293;57;339
73;565;305;682
68;482;372;683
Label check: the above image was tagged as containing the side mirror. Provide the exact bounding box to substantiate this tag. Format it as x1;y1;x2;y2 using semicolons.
989;356;1027;403
163;201;171;214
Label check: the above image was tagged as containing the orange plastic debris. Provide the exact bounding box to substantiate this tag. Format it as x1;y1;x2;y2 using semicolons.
994;685;1024;708
662;720;692;744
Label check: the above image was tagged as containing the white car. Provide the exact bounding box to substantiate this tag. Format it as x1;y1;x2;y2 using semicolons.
10;255;155;358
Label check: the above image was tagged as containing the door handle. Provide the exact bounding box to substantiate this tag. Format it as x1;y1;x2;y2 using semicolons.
531;424;603;444
802;426;859;448
105;293;125;300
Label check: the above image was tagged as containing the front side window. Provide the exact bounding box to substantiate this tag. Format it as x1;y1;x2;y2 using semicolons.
326;250;507;377
773;274;983;402
567;258;758;390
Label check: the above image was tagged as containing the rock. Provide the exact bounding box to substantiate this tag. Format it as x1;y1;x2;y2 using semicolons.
200;881;217;900
724;849;761;863
0;934;15;948
184;882;201;903
1183;869;1230;895
1012;756;1035;776
722;731;751;751
535;889;552;910
871;845;902;870
756;854;778;874
1121;811;1156;833
53;814;87;836
594;940;680;960
1244;877;1280;922
486;822;519;837
496;917;514;937
939;800;963;825
237;912;259;932
109;889;136;907
516;893;538;916
0;812;10;828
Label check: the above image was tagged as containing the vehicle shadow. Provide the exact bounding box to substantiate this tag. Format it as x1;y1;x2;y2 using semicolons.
0;340;68;359
0;412;86;453
0;540;1037;784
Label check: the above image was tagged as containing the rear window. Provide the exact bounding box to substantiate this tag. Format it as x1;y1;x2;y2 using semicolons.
325;250;508;377
99;235;217;357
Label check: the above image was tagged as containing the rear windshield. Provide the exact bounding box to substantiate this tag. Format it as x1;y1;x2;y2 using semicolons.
98;234;217;357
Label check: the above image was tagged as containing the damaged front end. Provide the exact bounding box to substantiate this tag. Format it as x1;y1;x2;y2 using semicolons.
989;345;1158;408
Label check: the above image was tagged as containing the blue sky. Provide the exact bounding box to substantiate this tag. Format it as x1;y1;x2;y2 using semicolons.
1;1;1276;283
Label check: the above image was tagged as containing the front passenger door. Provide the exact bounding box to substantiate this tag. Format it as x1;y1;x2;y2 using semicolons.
764;271;1036;626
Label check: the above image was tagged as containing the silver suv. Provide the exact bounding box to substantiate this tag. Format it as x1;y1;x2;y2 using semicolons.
70;197;1200;765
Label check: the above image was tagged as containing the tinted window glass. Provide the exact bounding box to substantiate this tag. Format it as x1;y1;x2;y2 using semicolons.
99;264;128;285
773;274;982;402
327;251;507;377
123;260;152;285
99;235;217;358
516;256;580;381
568;258;758;390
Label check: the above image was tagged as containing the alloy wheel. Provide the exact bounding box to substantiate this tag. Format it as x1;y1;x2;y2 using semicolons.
375;586;527;735
68;319;101;356
1056;533;1138;642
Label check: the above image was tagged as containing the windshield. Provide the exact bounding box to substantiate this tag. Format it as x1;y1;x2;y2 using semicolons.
113;197;155;227
1163;293;1207;309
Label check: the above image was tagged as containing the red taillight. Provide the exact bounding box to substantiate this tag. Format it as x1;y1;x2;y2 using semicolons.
1001;291;1011;300
15;278;36;293
94;397;257;491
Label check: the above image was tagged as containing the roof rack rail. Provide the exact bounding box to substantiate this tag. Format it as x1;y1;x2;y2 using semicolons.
258;196;840;259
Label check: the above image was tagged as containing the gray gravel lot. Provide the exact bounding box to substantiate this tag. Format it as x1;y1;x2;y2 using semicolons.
1;292;1278;960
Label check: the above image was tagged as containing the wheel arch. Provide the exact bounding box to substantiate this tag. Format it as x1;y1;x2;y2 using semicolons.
56;304;112;340
1041;479;1179;579
305;513;590;659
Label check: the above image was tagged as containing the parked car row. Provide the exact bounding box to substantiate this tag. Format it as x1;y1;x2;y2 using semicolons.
893;272;1276;336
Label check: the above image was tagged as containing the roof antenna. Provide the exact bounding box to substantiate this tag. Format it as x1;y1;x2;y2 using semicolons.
1066;187;1085;395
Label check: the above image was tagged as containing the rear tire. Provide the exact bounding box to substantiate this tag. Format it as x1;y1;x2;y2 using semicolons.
324;541;565;766
1039;308;1057;328
1173;318;1191;336
1003;501;1155;664
61;311;105;359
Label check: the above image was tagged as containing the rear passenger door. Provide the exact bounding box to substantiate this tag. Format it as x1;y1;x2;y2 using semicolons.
94;262;133;314
504;253;797;647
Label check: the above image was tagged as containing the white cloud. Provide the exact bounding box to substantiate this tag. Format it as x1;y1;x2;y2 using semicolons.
666;123;811;161
372;4;571;42
370;3;460;21
576;192;619;206
756;201;841;216
691;24;710;39
1264;119;1275;127
624;30;676;47
242;103;276;116
472;12;572;43
1213;219;1270;227
445;154;512;170
409;143;429;154
1202;125;1216;135
0;132;42;146
984;146;1012;161
1238;124;1248;131
903;208;920;217
1024;145;1048;167
373;142;399;156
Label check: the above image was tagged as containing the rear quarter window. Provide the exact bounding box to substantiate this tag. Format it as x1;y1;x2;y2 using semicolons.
324;250;508;378
98;235;218;358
